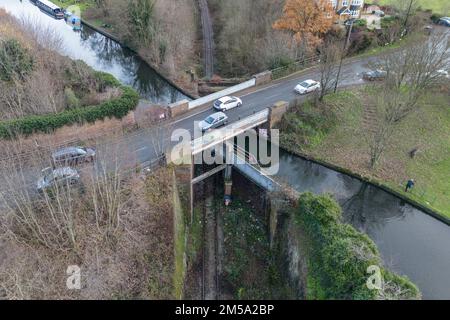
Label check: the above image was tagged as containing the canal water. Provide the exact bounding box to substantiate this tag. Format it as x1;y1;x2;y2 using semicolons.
276;149;450;299
0;0;188;104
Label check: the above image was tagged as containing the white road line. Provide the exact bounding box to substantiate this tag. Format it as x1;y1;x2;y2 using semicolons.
135;147;148;152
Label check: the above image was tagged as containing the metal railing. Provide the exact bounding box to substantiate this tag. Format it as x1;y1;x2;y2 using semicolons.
271;55;321;80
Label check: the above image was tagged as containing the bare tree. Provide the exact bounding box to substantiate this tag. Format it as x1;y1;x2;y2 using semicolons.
378;32;449;122
366;33;449;168
317;40;340;102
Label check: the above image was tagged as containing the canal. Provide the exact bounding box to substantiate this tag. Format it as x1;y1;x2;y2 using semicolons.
0;0;189;104
277;149;450;300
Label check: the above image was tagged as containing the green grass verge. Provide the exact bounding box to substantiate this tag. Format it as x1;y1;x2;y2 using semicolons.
52;0;94;13
279;87;450;219
375;0;449;15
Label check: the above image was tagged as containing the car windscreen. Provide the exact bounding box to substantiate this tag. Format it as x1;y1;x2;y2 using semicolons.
299;81;309;88
205;116;215;124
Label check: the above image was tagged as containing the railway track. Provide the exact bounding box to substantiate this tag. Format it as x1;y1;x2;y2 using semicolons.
199;0;214;78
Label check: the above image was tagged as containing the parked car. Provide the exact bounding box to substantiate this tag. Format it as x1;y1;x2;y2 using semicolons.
37;167;80;193
213;96;243;111
374;10;385;17
294;80;321;95
437;17;450;27
199;112;228;132
436;69;449;79
51;146;96;166
362;69;387;81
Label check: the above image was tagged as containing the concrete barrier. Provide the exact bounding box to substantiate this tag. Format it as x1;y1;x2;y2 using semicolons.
254;71;272;86
188;78;256;110
168;99;189;118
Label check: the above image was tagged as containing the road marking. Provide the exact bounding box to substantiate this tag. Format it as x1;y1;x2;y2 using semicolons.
135;147;148;152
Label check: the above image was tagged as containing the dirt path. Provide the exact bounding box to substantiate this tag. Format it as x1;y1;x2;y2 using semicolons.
199;0;214;78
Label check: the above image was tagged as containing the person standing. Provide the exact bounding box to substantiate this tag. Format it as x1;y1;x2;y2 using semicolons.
405;179;415;192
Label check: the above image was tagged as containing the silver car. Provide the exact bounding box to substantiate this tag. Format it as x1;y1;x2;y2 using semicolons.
52;146;96;166
37;167;80;192
198;112;228;132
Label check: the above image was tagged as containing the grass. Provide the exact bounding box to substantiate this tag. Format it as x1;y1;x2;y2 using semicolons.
375;0;449;15
52;0;94;13
279;87;450;219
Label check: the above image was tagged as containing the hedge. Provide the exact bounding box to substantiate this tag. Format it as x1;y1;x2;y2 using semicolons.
0;86;139;139
295;192;421;300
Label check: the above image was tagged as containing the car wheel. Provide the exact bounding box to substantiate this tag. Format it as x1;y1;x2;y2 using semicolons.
237;102;242;107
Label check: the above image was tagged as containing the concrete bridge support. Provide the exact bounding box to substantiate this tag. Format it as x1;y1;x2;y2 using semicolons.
224;165;233;205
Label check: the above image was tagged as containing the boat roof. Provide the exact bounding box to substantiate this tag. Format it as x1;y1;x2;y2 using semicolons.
38;0;61;10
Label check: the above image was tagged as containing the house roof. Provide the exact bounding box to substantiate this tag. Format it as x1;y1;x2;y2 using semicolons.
337;7;350;15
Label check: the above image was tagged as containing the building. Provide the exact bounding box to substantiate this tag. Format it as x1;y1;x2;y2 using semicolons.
330;0;365;20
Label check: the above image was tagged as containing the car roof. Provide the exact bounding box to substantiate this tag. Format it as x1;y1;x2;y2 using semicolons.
52;167;78;177
209;112;227;118
300;79;316;85
218;96;233;103
52;147;85;157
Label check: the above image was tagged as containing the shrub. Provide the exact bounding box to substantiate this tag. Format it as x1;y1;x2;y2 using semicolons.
0;86;139;139
95;71;121;91
295;192;421;300
430;14;443;23
0;39;34;81
64;87;81;109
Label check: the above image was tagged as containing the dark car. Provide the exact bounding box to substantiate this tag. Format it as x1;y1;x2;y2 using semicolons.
437;18;450;27
362;69;387;81
37;167;80;193
52;146;96;166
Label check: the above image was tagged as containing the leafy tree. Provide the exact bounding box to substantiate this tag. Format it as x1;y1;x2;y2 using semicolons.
0;39;34;82
273;0;335;49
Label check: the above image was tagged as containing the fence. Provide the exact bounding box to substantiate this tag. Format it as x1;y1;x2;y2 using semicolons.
271;55;320;80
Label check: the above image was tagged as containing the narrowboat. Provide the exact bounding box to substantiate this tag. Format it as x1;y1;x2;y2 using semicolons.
35;0;65;19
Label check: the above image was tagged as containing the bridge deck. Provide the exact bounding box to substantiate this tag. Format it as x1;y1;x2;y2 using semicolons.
191;108;269;155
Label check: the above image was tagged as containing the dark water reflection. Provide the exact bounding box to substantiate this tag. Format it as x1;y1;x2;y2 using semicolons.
277;149;450;300
1;0;188;103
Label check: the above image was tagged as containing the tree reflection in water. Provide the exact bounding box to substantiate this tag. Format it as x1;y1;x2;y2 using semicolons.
79;25;188;103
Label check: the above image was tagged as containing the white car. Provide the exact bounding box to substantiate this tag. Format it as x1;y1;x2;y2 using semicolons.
436;69;449;79
213;96;242;111
294;80;321;95
198;112;228;132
